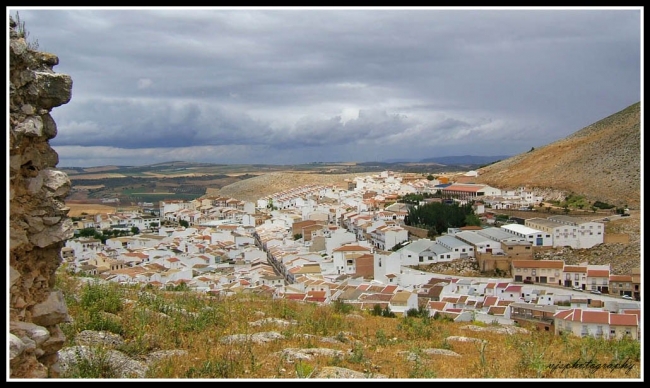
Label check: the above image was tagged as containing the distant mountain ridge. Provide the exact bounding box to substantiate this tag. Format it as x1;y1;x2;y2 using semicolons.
417;155;511;165
474;102;641;209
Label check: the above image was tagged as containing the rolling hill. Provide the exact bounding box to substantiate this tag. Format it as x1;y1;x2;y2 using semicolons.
474;102;641;209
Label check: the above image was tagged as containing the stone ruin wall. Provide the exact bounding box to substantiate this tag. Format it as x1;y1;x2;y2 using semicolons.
9;16;75;378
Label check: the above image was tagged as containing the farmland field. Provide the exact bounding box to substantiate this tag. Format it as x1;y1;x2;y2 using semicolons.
65;202;133;217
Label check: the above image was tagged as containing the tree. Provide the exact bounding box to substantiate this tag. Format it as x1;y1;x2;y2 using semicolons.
464;214;482;226
179;220;189;228
78;227;97;238
130;226;140;235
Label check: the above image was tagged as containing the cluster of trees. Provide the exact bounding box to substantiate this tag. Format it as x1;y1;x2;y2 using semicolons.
404;202;480;237
77;227;140;243
398;192;440;205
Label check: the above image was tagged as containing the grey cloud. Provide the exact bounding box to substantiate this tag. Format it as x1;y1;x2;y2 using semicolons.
12;7;640;167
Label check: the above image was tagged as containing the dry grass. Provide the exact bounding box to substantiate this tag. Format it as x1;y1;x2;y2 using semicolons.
56;272;641;380
68;173;127;180
65;202;140;217
210;172;368;202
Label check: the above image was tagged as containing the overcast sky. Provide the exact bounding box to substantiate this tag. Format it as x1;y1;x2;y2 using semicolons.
8;6;642;167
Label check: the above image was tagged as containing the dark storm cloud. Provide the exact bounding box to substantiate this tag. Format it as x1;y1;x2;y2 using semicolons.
9;6;641;166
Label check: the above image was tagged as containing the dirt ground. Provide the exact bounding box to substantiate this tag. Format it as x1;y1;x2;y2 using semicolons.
65;202;137;217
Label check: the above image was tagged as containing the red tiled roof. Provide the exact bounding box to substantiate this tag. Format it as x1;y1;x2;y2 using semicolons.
512;260;564;269
564;266;587;273
504;285;523;292
488;306;507;315
609;314;638;326
442;185;484;193
333;245;371;252
382;285;399;293
483;296;498;307
427;301;448;311
587;269;609;277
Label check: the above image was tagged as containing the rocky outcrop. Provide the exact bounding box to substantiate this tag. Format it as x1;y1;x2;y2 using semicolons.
9;16;74;378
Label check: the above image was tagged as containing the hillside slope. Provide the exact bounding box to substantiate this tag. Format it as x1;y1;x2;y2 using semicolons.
474;102;641;209
207;172;368;202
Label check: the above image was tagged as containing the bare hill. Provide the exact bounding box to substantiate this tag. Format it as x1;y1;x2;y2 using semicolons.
207;172;368;202
475;102;641;209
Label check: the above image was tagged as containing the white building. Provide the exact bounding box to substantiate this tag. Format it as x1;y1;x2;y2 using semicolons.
525;215;605;249
500;224;553;247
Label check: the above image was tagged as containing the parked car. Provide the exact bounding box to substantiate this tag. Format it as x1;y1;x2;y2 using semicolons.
621;295;634;300
523;279;534;284
590;290;602;295
572;286;582;292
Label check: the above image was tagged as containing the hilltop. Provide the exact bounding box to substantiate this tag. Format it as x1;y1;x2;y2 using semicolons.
474;102;641;209
207;171;368;202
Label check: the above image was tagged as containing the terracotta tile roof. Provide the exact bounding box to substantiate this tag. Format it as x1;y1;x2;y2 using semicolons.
483;296;498;307
333;245;372;252
488;306;507;315
512;260;564;269
564;266;587;273
587;269;610;277
427;301;448;311
382;285;399;293
442;184;485;193
609;275;633;282
286;293;306;301
504;285;523;292
609;314;638;326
